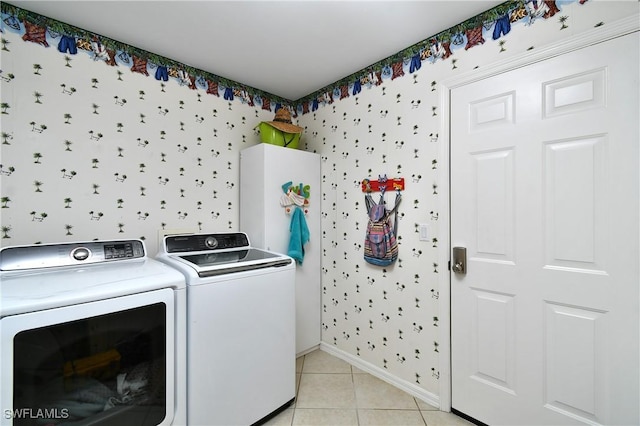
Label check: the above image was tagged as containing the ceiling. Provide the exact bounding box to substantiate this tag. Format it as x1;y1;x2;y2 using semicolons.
9;1;503;100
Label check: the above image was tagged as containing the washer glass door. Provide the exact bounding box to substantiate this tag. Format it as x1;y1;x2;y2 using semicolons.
1;289;175;426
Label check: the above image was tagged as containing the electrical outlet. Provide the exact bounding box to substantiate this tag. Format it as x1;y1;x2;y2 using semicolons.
419;224;429;241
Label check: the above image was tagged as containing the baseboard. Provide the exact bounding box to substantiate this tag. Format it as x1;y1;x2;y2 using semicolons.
296;344;321;358
319;342;441;409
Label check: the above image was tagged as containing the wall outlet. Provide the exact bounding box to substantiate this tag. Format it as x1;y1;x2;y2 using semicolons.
418;224;429;241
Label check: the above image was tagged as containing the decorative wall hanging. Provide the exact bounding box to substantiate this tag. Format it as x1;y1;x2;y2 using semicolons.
361;176;405;192
363;175;402;266
280;181;310;215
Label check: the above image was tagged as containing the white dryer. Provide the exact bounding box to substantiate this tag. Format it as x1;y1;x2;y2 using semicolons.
156;232;296;426
0;240;186;426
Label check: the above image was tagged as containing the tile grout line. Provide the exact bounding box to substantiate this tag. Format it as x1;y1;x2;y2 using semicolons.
291;354;304;426
351;365;361;426
293;352;434;425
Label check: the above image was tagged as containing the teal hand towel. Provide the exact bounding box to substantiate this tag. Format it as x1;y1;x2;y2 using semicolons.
288;206;310;264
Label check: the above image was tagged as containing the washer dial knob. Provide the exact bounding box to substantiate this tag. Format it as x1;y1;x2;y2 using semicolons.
71;247;91;261
204;236;218;249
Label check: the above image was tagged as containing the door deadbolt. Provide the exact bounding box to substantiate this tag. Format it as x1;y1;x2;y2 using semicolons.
452;247;467;275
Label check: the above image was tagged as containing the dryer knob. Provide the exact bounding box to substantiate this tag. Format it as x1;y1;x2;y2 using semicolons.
204;236;218;249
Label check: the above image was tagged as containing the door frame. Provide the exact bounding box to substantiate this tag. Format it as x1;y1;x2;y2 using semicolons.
436;15;639;412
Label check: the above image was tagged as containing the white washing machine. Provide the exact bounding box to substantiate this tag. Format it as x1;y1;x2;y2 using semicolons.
0;239;186;426
156;232;296;426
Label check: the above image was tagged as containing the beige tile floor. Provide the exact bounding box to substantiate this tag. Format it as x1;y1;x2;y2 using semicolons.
264;349;474;426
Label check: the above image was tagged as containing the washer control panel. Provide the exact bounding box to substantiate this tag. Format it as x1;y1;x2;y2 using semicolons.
164;233;250;253
0;240;145;271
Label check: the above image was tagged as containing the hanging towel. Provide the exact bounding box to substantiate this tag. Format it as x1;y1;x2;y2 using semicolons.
288;206;310;264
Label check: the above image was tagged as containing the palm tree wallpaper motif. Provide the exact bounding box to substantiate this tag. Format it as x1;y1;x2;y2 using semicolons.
0;0;622;404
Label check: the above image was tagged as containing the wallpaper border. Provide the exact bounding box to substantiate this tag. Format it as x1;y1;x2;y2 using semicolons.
0;0;573;116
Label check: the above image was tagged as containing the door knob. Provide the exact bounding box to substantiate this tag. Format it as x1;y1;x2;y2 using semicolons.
452;247;466;275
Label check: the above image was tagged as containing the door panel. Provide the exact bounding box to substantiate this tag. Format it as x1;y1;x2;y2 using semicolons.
544;136;607;271
473;148;515;262
544;302;606;423
471;289;516;394
451;33;639;426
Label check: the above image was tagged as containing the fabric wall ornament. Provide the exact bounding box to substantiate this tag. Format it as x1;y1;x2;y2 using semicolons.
363;187;401;267
362;175;403;266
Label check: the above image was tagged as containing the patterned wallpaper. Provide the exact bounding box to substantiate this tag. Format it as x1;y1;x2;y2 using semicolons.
0;22;278;254
2;0;636;404
298;0;635;400
303;78;447;394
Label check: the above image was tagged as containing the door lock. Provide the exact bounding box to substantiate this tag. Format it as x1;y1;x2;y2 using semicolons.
452;247;467;275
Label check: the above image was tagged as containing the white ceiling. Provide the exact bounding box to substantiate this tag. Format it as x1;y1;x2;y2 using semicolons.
9;0;503;100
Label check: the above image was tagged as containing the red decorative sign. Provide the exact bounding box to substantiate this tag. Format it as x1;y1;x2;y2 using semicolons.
361;177;405;192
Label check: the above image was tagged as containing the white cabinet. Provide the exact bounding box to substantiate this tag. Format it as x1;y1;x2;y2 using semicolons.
240;143;321;355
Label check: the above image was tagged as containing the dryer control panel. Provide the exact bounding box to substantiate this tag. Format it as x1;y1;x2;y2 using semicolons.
0;240;145;271
164;233;250;253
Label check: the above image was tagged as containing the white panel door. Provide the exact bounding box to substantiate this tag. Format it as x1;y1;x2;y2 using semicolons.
451;33;639;426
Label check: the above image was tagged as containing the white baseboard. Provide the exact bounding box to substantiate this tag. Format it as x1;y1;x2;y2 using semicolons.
297;344;321;358
319;342;441;410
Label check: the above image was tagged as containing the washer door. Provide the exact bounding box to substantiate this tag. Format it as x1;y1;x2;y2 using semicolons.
0;289;175;426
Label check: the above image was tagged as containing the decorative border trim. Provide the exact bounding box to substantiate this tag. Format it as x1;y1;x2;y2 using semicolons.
1;1;291;111
293;0;601;114
2;0;552;116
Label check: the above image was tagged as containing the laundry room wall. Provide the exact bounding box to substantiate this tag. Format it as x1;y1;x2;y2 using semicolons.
295;0;637;402
0;3;288;255
1;0;637;405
